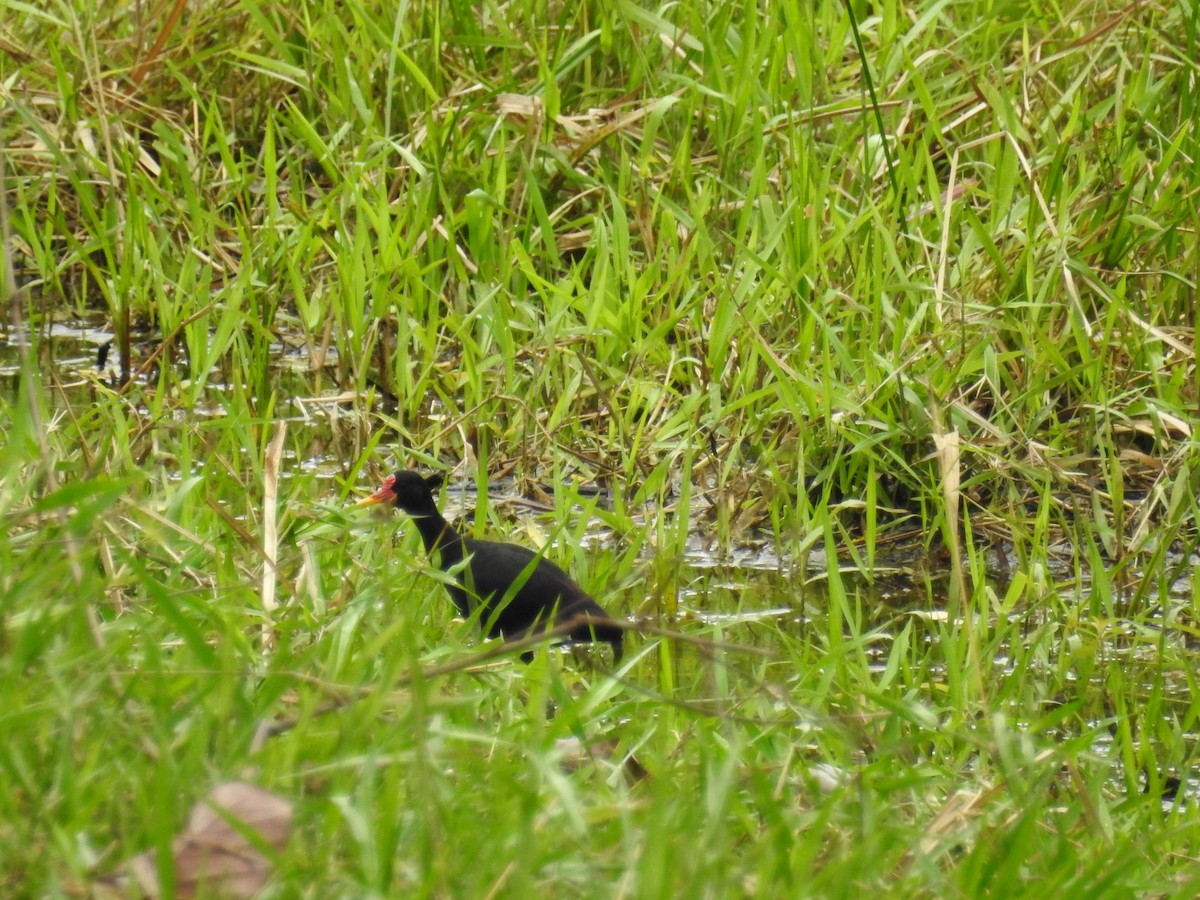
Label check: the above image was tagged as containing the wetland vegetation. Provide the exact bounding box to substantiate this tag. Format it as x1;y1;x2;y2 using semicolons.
2;0;1199;895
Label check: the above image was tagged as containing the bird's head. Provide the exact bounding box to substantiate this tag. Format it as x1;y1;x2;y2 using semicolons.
355;470;444;514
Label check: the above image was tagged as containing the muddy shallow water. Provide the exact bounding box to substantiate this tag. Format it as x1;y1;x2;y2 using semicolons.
5;316;1197;805
4;315;1192;607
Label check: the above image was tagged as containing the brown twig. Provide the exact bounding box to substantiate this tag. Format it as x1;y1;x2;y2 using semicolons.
131;0;188;86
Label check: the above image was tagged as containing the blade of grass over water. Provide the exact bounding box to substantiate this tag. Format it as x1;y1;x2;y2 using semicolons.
3;0;1200;895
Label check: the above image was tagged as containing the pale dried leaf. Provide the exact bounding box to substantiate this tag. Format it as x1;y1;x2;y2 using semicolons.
805;763;847;794
932;430;961;501
1118;448;1164;471
127;782;293;899
496;92;542;121
932;429;966;605
1152;411;1190;438
918;789;988;856
262;421;287;620
555;230;592;252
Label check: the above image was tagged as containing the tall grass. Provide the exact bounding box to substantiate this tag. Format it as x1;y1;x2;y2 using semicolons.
2;0;1199;895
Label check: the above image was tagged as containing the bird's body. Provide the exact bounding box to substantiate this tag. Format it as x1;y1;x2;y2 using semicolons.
357;471;623;660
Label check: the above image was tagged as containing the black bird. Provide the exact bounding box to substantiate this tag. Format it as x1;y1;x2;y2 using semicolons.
355;471;624;661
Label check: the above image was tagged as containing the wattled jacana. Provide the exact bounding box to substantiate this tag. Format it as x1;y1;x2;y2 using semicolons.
355;471;624;661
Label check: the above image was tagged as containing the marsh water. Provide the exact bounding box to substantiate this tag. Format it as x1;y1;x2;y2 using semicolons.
4;316;1196;804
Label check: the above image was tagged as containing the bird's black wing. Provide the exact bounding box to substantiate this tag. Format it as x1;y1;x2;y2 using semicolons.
460;538;623;658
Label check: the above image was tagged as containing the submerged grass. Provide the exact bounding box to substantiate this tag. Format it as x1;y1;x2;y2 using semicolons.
3;0;1200;895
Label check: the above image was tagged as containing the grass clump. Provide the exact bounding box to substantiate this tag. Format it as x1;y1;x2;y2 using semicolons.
3;0;1200;896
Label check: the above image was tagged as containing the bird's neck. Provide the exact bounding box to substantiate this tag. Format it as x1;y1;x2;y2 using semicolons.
410;510;464;562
